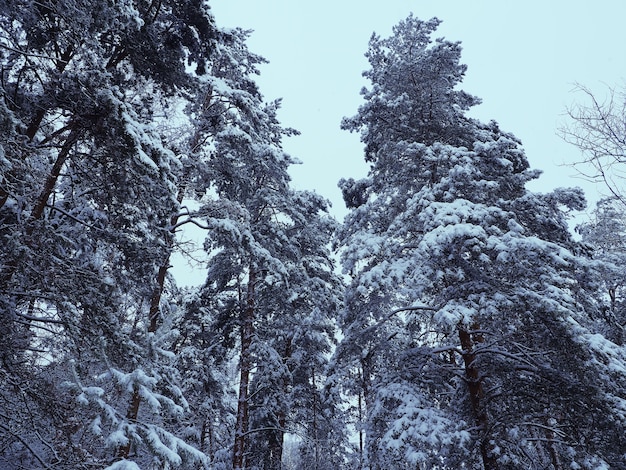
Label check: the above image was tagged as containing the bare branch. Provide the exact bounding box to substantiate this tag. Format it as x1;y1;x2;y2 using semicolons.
347;304;440;344
15;312;65;325
560;82;626;206
0;422;52;470
0;44;60;62
170;217;211;231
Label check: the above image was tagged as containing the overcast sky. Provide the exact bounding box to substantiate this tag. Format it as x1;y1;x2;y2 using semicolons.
210;0;626;220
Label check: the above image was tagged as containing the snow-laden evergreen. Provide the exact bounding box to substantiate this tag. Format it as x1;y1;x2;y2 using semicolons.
0;0;217;467
182;44;347;466
578;197;626;344
334;15;626;470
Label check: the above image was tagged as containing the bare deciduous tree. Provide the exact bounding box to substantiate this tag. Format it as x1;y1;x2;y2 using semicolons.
561;83;626;204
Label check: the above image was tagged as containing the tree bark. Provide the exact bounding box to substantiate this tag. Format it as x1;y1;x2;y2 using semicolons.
233;270;256;470
1;31;76;253
0;176;8;211
117;187;184;459
31;124;80;220
24;44;74;141
148;264;168;332
357;386;364;470
117;385;142;459
458;323;498;470
147;184;185;332
265;338;292;470
545;420;562;470
357;357;373;470
311;366;319;470
0;125;80;286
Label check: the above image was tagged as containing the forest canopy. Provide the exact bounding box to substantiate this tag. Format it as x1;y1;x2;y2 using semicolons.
0;2;625;470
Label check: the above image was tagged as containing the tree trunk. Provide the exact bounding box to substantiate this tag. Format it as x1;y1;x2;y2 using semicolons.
458;323;498;470
25;109;47;142
266;425;285;470
0;176;8;212
24;44;74;141
358;358;372;470
116;256;167;460
233;270;256;470
0;125;80;286
117;188;184;459
311;366;319;470
31;125;80;220
357;386;364;470
265;338;292;470
0;36;75;244
545;420;562;470
117;385;142;459
149;264;169;332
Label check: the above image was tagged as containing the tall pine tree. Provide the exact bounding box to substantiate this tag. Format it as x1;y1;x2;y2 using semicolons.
196;98;344;470
335;15;626;469
0;0;218;467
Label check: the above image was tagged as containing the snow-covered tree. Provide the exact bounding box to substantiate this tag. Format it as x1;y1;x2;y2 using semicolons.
335;15;626;469
196;105;345;469
244;190;346;470
147;22;349;468
0;0;218;467
577;197;626;344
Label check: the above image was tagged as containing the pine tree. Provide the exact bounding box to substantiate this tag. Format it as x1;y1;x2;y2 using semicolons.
245;190;346;470
577;198;626;343
0;0;217;467
174;42;346;465
335;15;626;469
197;107;344;469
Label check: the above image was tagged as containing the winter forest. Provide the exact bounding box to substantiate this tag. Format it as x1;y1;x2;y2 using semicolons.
1;1;626;469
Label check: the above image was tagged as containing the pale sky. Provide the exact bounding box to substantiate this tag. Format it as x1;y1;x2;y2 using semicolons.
210;0;626;220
